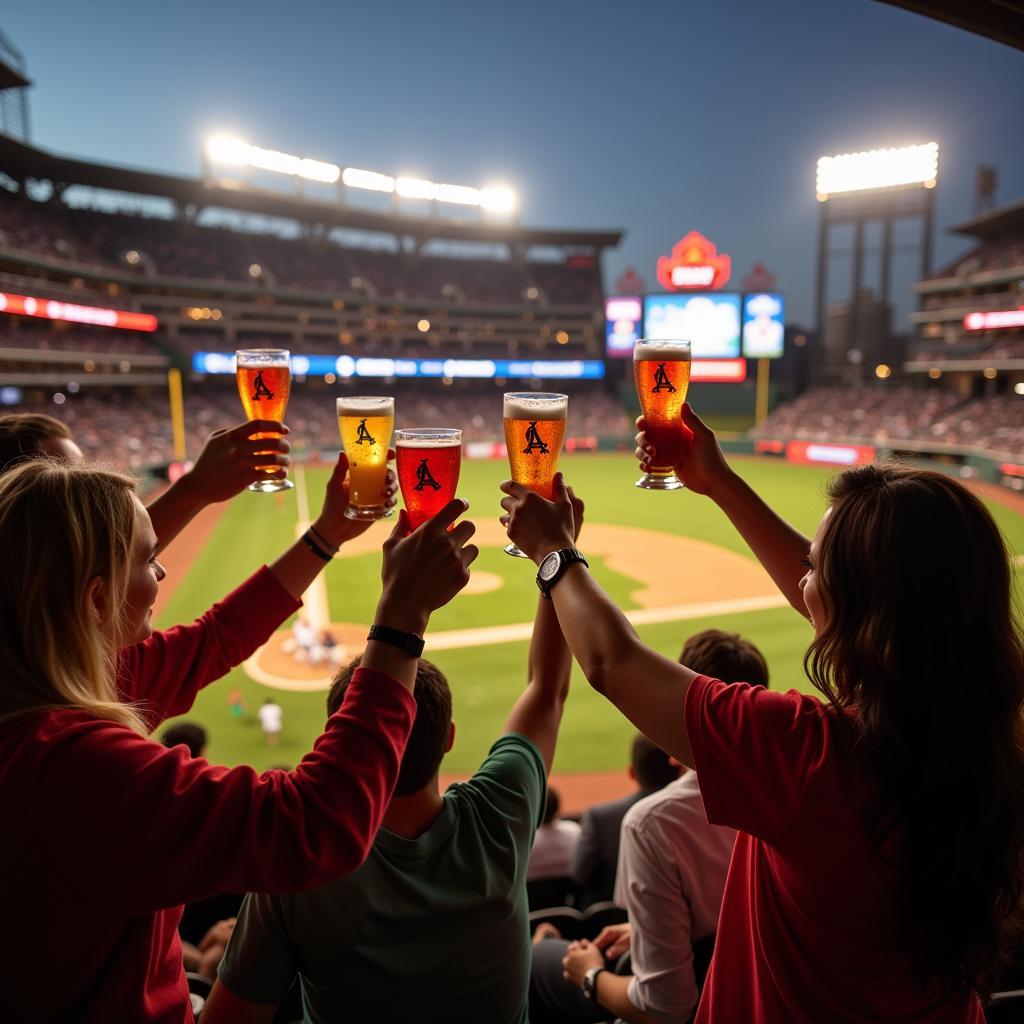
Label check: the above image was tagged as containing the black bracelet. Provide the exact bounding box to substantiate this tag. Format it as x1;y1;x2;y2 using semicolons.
301;530;333;561
308;524;339;554
368;624;425;658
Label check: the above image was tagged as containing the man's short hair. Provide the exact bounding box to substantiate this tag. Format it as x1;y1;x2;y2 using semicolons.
630;734;679;791
0;414;73;473
328;656;452;796
542;786;561;825
161;721;209;759
679;628;770;687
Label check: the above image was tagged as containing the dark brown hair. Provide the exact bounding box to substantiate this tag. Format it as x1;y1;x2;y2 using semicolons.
680;628;770;687
805;464;1024;999
328;655;452;796
0;413;73;473
630;733;679;791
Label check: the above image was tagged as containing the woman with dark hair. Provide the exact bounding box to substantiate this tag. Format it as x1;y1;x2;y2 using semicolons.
500;404;1024;1022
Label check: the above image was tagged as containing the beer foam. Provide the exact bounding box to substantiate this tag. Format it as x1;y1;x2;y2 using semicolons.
503;393;568;421
336;396;394;417
395;429;462;448
634;340;691;362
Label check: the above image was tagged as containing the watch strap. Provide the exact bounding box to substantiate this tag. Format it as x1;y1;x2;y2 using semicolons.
367;624;425;657
582;966;607;1000
537;547;589;599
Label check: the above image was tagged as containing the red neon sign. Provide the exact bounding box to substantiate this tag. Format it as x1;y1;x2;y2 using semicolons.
0;291;158;332
786;441;876;467
691;358;746;383
656;231;731;292
964;308;1024;331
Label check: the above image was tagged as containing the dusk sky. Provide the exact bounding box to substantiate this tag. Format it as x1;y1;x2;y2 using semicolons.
5;0;1023;328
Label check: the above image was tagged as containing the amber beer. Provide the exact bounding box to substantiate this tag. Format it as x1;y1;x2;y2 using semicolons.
337;396;395;521
395;429;462;530
633;339;691;491
235;348;293;492
503;392;568;557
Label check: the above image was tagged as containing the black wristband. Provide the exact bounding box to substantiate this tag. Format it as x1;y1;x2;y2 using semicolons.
368;624;425;658
308;524;339;554
301;530;333;561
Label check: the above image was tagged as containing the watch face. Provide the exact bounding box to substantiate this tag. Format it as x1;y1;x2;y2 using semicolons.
539;552;561;582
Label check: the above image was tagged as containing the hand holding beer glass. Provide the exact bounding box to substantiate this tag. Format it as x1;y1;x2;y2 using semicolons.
633;340;692;490
502;392;568;557
235;348;294;492
396;428;462;530
337;396;395;521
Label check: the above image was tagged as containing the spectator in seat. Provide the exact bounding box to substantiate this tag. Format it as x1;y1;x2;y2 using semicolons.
533;629;769;1024
570;733;679;907
161;720;208;758
0;456;478;1022
201;488;585;1024
502;417;1024;1022
527;786;582;882
0;411;292;553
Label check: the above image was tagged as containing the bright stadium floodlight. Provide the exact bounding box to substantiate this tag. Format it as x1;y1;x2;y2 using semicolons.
207;134;251;166
816;142;938;200
479;185;516;214
342;167;396;193
206;135;341;184
396;176;437;200
433;182;481;206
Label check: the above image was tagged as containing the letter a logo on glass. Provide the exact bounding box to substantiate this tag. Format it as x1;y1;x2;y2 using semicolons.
251;371;275;401
414;458;442;491
355;418;376;446
522;421;549;455
652;363;676;394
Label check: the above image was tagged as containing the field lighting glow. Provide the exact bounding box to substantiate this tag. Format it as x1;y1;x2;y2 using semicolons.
816;142;938;200
207;135;517;213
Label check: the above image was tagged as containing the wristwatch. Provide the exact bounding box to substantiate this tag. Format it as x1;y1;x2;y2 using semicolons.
536;547;589;599
582;966;606;1001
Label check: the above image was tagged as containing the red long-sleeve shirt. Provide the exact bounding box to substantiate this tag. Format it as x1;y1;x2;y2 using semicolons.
0;567;416;1023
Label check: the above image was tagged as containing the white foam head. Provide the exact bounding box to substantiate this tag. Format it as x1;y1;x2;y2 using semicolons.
503;392;568;421
395;428;461;448
634;339;692;362
336;396;394;417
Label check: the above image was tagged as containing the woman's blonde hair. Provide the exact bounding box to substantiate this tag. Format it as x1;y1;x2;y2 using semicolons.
0;459;148;733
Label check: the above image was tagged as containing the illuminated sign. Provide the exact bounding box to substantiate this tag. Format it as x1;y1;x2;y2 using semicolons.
0;291;158;332
964;308;1024;331
742;293;785;359
691;359;747;383
605;296;643;359
192;352;604;380
644;293;742;359
656;232;731;292
786;441;876;466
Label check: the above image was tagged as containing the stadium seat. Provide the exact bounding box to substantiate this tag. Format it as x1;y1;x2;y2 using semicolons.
529;906;585;941
581;900;628;938
527;875;578;912
186;972;211;1019
986;989;1024;1022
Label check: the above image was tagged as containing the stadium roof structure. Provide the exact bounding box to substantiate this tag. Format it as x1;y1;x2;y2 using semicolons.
875;0;1024;51
0;135;623;251
950;197;1024;239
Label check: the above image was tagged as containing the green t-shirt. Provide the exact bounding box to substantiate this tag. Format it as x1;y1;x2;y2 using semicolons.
218;733;546;1024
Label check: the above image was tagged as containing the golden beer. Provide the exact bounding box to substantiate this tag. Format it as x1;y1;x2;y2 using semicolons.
503;392;568;557
633;340;691;491
337;396;395;521
235;348;293;493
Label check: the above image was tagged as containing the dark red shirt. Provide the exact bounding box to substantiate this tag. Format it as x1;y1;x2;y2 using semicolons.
0;567;416;1023
685;675;985;1023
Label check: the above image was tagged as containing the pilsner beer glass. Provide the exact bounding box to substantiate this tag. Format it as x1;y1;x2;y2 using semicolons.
396;428;462;531
336;396;395;521
633;339;691;491
503;392;568;558
235;348;293;493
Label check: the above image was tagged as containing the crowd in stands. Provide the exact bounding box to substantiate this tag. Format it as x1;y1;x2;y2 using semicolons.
911;335;1024;363
0;191;603;306
0;323;165;357
928;237;1024;278
752;384;1024;457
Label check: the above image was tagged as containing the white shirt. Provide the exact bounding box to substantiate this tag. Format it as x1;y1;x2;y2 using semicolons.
258;703;283;734
527;819;582;881
614;771;735;1024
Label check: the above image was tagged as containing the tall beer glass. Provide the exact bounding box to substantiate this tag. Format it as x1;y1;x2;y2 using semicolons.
337;396;395;521
235;348;293;493
633;339;691;491
503;392;568;557
395;428;462;530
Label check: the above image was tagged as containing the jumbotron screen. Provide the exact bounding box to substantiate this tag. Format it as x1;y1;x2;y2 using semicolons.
642;293;742;359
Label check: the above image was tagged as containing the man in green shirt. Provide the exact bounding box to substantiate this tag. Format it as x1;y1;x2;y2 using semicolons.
203;495;583;1024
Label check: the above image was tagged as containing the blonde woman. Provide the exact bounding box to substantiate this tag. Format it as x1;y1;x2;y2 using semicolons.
0;456;478;1023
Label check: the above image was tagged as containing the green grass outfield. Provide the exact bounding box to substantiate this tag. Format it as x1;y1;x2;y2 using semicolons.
158;454;1024;774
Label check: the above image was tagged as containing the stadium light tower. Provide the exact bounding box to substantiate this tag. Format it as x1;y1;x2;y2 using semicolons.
813;142;939;383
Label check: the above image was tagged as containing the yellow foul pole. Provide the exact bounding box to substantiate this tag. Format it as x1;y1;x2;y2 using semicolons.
755;358;771;425
167;369;186;461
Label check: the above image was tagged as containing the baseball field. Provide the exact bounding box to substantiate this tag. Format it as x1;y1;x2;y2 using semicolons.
156;453;1024;807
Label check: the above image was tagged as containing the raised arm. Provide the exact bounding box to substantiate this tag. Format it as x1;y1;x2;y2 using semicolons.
147;420;291;554
501;476;697;768
636;403;811;617
502;488;583;773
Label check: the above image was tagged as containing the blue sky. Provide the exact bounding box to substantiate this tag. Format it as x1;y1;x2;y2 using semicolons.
5;0;1022;327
